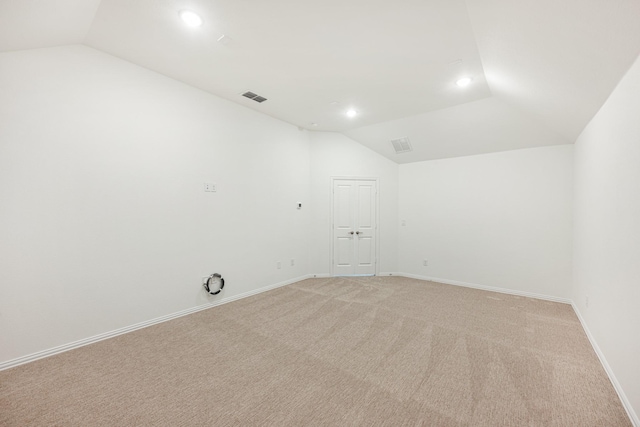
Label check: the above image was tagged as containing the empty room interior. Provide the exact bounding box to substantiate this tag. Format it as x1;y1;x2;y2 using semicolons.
1;0;640;425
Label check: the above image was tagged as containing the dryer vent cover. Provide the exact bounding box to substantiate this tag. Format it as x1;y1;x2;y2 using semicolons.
204;273;225;295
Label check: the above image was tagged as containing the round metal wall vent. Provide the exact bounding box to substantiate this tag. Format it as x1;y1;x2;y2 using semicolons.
204;273;225;295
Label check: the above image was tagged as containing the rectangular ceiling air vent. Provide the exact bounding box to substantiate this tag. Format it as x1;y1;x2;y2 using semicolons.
391;137;412;154
242;91;268;103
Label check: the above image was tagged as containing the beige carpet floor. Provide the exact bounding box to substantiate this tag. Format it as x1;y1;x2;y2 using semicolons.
0;276;631;426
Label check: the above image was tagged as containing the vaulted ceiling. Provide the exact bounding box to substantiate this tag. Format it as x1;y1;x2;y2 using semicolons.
2;0;640;163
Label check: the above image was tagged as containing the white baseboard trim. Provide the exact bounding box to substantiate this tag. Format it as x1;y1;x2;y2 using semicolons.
571;303;639;427
392;273;635;425
0;274;313;372
396;273;572;304
3;272;636;426
308;273;331;278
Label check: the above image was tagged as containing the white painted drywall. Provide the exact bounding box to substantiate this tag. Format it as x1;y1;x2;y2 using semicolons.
344;97;570;164
0;45;311;364
398;146;574;299
308;132;398;275
573;53;640;424
3;45;638;427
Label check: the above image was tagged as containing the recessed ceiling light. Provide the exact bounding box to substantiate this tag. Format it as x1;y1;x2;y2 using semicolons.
456;77;472;87
346;109;358;118
180;10;203;27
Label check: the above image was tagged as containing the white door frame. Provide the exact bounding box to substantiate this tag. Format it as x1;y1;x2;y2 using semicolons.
330;176;380;276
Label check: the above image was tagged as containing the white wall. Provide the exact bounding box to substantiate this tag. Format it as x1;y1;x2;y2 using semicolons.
573;53;640;424
399;146;574;299
0;45;311;364
4;45;638;427
308;132;398;275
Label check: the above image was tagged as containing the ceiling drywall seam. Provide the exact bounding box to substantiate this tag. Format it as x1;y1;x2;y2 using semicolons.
461;0;569;143
81;1;103;45
461;0;493;99
464;0;640;144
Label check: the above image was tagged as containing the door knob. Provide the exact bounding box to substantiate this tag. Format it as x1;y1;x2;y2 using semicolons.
356;231;361;235
349;231;354;235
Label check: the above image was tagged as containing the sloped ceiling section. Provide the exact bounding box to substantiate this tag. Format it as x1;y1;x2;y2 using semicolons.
465;0;640;142
84;0;492;133
1;0;639;163
347;0;640;162
344;97;569;164
0;0;101;51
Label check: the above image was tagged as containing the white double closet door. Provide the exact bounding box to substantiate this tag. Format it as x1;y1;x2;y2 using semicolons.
332;178;378;276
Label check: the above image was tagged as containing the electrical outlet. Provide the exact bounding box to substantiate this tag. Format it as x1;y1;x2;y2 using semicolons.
423;259;428;267
277;261;281;269
290;259;295;266
401;219;406;226
204;182;217;192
